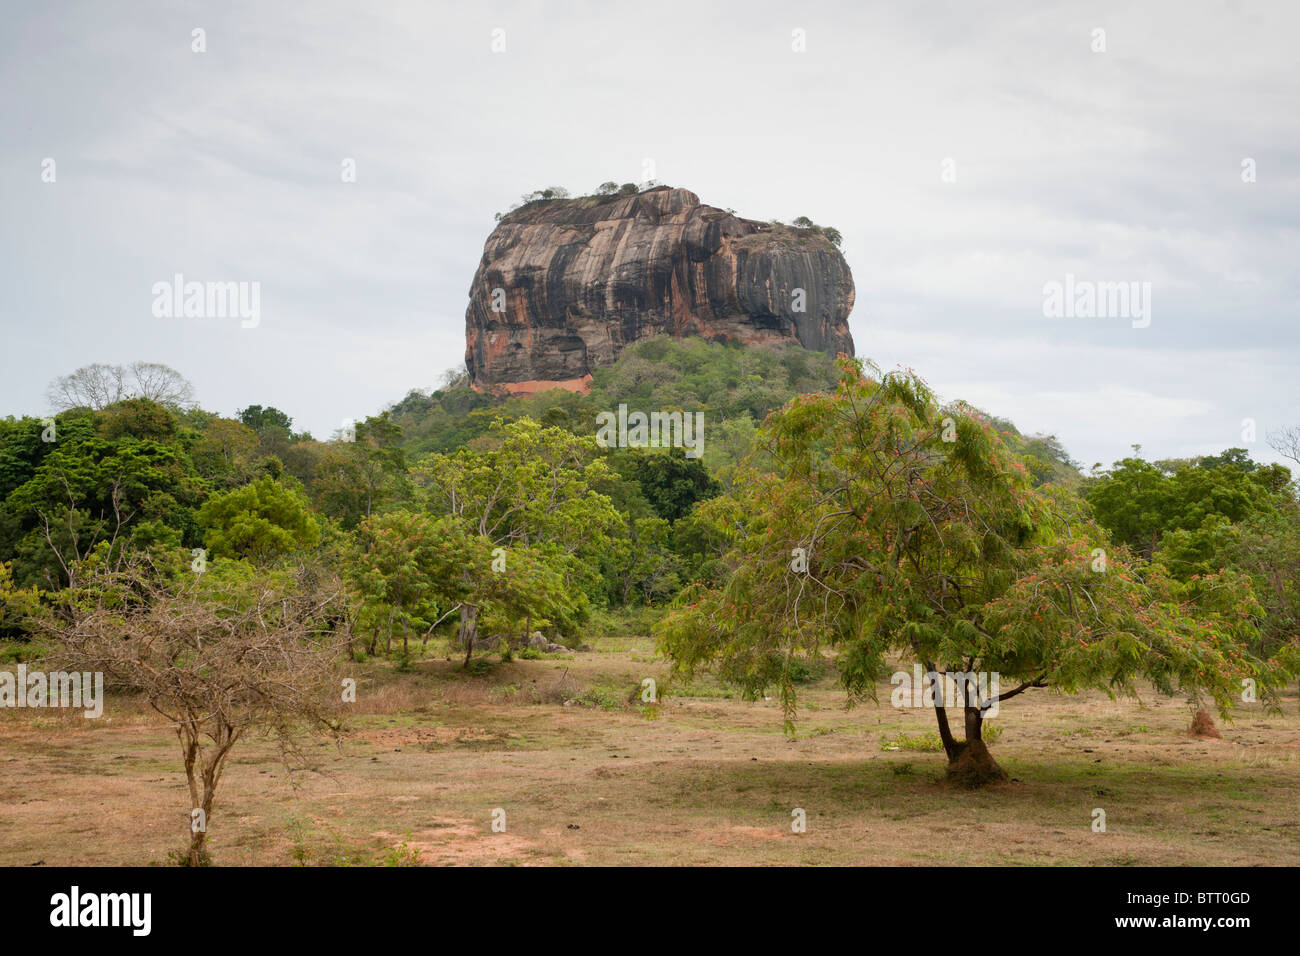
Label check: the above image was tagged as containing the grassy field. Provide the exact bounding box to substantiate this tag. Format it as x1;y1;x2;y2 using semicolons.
2;636;1298;866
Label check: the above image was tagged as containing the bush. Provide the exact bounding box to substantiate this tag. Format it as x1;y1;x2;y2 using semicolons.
786;658;828;685
464;658;495;677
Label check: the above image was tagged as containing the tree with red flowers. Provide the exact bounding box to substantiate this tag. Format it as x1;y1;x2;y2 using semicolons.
657;358;1295;785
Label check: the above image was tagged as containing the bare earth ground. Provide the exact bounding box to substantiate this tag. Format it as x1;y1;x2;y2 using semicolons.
2;636;1297;866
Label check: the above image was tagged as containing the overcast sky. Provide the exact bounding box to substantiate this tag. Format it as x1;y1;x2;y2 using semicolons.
2;0;1296;468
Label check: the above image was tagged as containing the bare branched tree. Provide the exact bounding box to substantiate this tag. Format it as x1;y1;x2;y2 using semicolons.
37;560;346;865
127;362;196;408
47;361;196;411
36;476;133;590
1267;425;1300;468
436;366;469;390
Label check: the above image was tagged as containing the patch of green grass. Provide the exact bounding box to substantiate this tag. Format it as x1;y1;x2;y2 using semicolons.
567;685;625;711
881;731;944;753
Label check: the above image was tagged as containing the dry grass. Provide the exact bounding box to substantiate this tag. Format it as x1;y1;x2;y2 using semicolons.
2;640;1298;866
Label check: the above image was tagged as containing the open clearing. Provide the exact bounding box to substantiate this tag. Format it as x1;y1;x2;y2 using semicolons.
2;636;1297;866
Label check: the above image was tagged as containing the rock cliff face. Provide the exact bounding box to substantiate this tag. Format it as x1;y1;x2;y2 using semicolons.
464;186;854;391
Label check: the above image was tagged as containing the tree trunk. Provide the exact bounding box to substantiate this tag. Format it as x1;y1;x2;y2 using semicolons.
930;680;961;762
188;783;216;866
944;704;1007;788
460;605;478;668
181;728;203;864
188;828;207;867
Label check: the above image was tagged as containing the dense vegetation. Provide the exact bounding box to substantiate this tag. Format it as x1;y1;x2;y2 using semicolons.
0;340;856;652
3;339;1297;793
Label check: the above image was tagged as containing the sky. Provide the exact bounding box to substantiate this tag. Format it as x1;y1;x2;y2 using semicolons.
1;0;1296;469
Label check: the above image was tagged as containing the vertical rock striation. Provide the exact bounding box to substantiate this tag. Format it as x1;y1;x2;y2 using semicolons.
464;186;855;391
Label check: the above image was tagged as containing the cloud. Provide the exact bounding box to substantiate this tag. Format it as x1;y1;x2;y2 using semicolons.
0;0;1296;466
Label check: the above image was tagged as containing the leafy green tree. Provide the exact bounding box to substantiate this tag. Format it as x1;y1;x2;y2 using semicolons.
1084;457;1169;559
416;418;621;637
604;515;679;606
1087;454;1289;565
237;405;293;433
355;509;570;666
2;437;205;587
1195;499;1300;675
353;510;472;657
0;560;41;640
418;418;619;555
190;418;259;488
313;413;408;528
0;417;54;503
97;398;176;442
657;359;1293;784
1197;447;1256;472
465;540;573;664
197;476;320;564
613;448;721;522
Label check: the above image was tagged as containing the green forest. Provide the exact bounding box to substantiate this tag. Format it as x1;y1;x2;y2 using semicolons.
4;337;1297;685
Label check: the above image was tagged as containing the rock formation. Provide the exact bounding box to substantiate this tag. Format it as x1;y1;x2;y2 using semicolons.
464;186;855;391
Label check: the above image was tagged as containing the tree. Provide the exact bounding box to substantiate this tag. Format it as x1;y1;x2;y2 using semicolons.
416;418;621;639
236;405;293;433
657;359;1293;785
354;509;571;666
613;448;721;522
417;418;619;557
1087;453;1289;564
191;418;259;487
1198;447;1256;472
1268;425;1300;469
37;558;344;865
47;362;195;411
197;476;320;564
2;437;205;588
354;510;449;657
313;413;407;528
0;561;40;640
97;398;177;442
604;515;679;606
457;537;572;666
0;416;61;502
